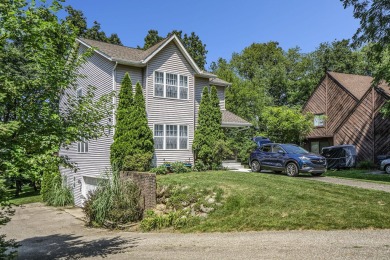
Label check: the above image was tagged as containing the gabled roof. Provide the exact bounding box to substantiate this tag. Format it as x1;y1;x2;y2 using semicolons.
221;110;251;127
77;35;216;79
78;37;169;65
210;78;231;87
328;71;389;100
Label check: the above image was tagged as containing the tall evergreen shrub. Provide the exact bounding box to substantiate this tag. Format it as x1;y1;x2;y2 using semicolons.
111;74;154;171
110;73;133;170
193;86;228;168
122;83;154;171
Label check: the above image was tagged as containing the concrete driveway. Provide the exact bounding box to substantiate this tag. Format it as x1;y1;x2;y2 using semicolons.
2;203;390;260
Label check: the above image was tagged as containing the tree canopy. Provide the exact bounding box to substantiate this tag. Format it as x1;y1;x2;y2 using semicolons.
0;0;113;194
65;6;123;45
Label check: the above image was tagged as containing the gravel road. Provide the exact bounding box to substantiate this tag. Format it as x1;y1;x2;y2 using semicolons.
2;203;390;260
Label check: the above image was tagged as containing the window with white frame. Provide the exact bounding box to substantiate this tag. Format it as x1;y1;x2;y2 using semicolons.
154;71;188;100
314;114;325;127
77;137;89;153
154;124;188;150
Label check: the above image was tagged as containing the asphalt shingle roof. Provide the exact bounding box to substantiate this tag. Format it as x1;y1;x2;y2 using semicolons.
78;37;169;63
221;110;251;127
328;71;390;99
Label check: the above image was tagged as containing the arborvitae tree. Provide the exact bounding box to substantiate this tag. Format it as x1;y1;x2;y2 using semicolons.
122;83;154;171
193;86;228;168
110;73;133;170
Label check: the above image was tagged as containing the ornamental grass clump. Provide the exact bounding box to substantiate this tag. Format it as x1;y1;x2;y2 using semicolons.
83;173;143;228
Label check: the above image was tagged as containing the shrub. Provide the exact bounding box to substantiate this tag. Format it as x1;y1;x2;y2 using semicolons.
83;174;142;228
357;160;376;170
150;165;169;175
193;160;208;172
41;170;73;207
170;162;191;174
123;152;153;172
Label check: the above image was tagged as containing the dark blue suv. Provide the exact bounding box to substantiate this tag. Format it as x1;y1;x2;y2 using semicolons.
249;143;327;176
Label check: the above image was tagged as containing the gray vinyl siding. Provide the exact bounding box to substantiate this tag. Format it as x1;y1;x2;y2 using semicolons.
216;85;225;110
194;77;210;126
146;41;195;165
59;46;115;206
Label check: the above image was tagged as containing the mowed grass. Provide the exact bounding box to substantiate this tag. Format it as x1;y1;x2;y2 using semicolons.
158;171;390;232
325;169;390;184
7;185;42;206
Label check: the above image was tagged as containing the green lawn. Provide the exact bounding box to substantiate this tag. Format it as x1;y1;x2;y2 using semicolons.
7;185;42;206
325;169;390;184
158;171;390;232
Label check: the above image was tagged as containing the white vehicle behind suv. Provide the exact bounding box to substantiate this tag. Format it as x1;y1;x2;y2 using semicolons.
380;159;390;174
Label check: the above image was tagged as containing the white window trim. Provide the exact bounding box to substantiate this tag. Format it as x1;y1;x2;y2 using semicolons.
153;123;189;150
153;71;189;100
77;137;89;153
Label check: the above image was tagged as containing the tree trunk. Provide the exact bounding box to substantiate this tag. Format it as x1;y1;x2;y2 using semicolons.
15;179;22;197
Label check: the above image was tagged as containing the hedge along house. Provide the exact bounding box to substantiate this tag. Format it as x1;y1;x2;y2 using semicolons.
302;71;390;162
59;35;251;206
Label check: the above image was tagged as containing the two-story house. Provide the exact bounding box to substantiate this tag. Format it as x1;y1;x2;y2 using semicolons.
60;35;250;206
302;71;390;162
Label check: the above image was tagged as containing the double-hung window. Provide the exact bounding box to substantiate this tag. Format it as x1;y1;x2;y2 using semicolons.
78;137;88;153
154;124;188;150
154;71;188;100
154;72;164;97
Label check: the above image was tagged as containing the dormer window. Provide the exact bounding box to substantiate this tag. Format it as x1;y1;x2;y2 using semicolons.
154;71;188;100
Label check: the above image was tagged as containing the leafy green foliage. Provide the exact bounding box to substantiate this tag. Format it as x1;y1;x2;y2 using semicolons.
170;162;191;174
0;0;113;195
41;170;73;207
83;174;142;228
342;0;390;117
193;87;227;169
192;160;208;172
65;6;122;45
150;165;169;175
140;29;208;69
258;106;314;144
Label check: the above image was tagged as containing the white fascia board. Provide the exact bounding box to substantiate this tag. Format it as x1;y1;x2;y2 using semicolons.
76;38;113;61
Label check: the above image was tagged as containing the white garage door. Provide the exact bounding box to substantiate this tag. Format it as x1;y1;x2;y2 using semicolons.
82;176;100;197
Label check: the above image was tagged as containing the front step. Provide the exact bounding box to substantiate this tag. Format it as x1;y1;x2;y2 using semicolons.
222;161;251;172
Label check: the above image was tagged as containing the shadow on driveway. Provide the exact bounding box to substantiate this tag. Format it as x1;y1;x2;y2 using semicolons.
17;234;142;260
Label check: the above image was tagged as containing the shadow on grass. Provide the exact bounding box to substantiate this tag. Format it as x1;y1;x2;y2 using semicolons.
17;234;141;259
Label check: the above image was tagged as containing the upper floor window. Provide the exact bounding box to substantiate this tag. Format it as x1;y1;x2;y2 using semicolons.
78;137;89;153
154;71;188;100
154;124;188;150
314;114;325;127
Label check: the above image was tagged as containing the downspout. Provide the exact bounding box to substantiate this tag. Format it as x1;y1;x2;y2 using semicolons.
112;61;118;136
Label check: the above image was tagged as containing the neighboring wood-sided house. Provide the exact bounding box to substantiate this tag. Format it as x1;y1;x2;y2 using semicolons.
302;71;390;162
59;35;250;206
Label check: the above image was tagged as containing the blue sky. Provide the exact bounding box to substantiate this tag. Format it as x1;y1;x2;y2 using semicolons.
62;0;359;69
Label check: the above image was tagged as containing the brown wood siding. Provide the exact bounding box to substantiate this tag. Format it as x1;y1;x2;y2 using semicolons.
303;81;327;137
334;91;374;161
326;78;357;135
374;89;390;158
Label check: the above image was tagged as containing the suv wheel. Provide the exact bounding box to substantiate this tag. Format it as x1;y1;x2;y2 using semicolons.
285;162;299;177
251;160;261;172
386;164;390;174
